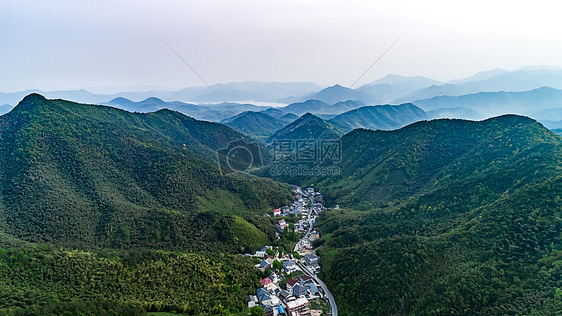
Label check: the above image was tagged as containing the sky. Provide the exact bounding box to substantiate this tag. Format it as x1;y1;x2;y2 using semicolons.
1;0;562;93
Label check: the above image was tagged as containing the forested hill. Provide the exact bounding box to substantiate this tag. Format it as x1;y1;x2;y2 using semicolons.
306;115;562;315
291;115;561;208
0;94;292;251
268;112;344;141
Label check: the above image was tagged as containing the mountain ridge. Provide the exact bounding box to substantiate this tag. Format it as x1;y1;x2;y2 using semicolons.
0;94;293;250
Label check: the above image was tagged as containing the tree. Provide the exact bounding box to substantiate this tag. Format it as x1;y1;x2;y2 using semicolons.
272;260;282;271
251;305;265;316
266;248;276;257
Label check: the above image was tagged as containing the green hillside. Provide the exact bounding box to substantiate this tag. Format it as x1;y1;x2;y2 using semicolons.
268;113;344;142
294;115;559;208
0;94;292;251
307;115;562;315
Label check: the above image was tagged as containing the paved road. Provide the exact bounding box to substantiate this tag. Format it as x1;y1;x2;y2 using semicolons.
298;262;338;316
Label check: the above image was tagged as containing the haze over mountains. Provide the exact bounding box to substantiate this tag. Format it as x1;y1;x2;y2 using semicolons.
4;66;562;132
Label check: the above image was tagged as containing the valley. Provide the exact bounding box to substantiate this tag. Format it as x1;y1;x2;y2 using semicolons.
3;67;562;315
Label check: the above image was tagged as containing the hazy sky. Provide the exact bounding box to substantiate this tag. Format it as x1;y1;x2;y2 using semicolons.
1;0;561;93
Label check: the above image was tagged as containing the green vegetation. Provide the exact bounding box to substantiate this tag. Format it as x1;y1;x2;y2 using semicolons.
0;94;292;250
309;116;562;315
0;246;260;315
268;113;343;142
221;111;287;138
1;300;146;316
0;94;295;314
250;306;265;316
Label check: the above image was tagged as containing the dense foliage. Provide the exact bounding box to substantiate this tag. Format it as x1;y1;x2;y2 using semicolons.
308;116;562;315
221;111;287;138
0;246;260;315
0;94;292;250
267;113;343;142
0;94;294;314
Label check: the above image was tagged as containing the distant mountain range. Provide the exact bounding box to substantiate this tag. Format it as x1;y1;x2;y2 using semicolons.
218;103;475;141
5;66;562;133
105;97;266;122
280;99;365;116
0;82;321;107
395;67;562;103
413;86;562;116
356;75;442;104
329;103;428;133
300;84;378;104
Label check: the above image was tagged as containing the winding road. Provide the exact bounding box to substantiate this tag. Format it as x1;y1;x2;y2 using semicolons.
298;262;338;316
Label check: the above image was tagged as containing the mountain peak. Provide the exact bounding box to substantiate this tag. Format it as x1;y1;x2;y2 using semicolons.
142;97;167;104
21;93;47;102
301;112;317;119
11;93;49;113
107;97;134;105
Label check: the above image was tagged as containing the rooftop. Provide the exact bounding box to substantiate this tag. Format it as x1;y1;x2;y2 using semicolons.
287;296;309;309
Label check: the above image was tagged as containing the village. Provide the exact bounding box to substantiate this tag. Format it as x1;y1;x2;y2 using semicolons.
245;187;337;316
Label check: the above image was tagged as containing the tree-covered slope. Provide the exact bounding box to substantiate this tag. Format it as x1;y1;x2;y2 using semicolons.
268;113;344;142
297;115;560;208
308;115;562;315
0;94;292;251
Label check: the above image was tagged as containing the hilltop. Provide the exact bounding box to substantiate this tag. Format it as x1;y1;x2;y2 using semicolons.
268;113;344;142
220;111;288;138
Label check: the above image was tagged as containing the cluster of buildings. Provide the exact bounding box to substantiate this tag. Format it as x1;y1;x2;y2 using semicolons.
248;272;320;316
248;186;328;316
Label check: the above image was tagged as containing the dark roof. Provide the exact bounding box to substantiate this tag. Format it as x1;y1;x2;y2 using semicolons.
256;288;271;303
279;290;291;299
300;275;313;282
287;278;299;287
